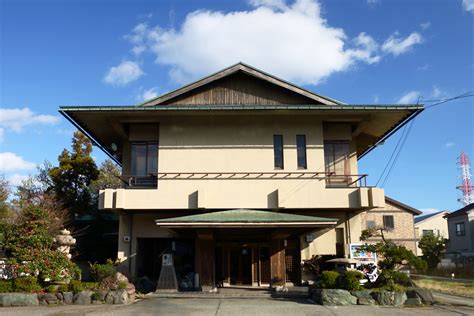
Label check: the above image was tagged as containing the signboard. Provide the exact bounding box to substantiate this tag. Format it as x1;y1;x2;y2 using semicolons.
349;244;377;262
162;254;173;266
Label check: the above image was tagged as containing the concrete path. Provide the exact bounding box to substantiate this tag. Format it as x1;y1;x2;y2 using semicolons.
1;297;474;316
433;292;474;307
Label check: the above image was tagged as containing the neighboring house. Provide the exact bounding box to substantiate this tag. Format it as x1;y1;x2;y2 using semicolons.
414;211;448;256
361;196;421;255
59;63;423;289
445;203;474;256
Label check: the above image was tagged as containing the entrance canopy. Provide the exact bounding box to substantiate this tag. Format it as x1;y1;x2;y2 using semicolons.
155;209;338;228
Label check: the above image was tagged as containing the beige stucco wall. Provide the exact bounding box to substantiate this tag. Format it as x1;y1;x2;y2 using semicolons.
101;115;384;211
415;213;448;255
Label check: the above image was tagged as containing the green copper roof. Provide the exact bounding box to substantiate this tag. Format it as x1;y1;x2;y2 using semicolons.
155;209;337;227
59;104;423;112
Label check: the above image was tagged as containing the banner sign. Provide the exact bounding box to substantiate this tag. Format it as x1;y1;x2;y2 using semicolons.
349;244;377;261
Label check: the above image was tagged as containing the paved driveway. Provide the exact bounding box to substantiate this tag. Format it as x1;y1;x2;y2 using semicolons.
1;297;474;316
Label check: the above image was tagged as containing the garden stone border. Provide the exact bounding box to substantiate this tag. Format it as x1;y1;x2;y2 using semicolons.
0;289;135;307
309;287;434;306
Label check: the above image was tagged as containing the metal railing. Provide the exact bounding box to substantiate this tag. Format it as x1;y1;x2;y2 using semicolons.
118;172;369;188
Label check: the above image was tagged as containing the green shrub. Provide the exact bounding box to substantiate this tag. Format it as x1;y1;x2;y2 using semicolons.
82;282;99;290
320;271;340;289
118;281;127;290
46;284;59;293
57;284;69;293
69;280;84;293
89;260;116;281
341;270;364;291
0;280;13;293
91;291;102;301
12;276;41;292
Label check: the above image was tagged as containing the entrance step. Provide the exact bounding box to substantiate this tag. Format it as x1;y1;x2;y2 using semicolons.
148;286;309;299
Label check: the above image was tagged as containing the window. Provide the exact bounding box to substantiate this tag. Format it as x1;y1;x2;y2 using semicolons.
296;135;307;169
273;135;284;169
455;222;466;236
422;229;433;236
131;142;158;176
366;220;376;229
324;141;350;185
383;215;394;230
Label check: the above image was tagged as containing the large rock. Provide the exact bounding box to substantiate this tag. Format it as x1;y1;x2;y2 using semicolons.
393;292;407;306
351;290;376;305
405;297;422;306
63;292;74;304
38;293;59;305
371;291;407;306
74;291;93;305
406;288;434;305
105;289;129;305
0;293;39;306
115;272;129;284
312;289;357;306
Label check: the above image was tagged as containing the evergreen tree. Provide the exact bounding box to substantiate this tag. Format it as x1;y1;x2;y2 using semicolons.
48;131;99;218
419;233;446;269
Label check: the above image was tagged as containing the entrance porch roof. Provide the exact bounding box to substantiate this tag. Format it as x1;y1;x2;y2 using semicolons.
155;209;338;228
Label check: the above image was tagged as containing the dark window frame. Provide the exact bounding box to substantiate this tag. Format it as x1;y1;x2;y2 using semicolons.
296;135;307;169
273;135;284;169
324;140;351;186
383;215;395;230
455;222;466;236
131;142;159;176
422;229;434;236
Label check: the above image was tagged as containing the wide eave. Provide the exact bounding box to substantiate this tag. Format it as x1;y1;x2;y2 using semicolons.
59;104;423;165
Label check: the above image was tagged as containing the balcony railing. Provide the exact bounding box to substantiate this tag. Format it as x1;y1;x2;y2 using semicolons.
118;172;368;188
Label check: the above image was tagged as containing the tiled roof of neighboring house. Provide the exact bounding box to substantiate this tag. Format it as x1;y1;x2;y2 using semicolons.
155;209;338;227
414;211;446;224
445;203;474;218
385;196;422;215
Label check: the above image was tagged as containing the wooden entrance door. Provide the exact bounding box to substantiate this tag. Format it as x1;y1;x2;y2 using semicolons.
229;246;252;285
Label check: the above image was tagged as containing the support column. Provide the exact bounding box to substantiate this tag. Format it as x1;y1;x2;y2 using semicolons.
195;230;215;290
270;238;286;286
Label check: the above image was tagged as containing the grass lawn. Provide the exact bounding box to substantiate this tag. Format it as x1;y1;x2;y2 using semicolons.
412;277;474;298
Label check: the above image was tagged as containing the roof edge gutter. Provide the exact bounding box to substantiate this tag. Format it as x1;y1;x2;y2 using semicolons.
58;110;122;166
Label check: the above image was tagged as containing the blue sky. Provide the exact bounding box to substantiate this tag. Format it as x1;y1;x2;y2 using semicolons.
1;0;473;214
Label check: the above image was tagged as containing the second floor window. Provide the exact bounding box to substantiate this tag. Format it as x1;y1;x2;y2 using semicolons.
383;215;395;230
324;141;350;185
366;220;376;229
455;222;466;236
131;142;158;176
274;135;284;169
296;135;307;169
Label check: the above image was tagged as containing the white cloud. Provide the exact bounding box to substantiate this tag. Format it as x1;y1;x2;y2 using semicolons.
138;87;159;102
0;108;60;141
420;22;431;30
125;0;423;86
0;152;36;172
367;0;379;6
122;0;424;85
382;32;423;56
103;60;144;86
7;173;29;187
445;142;455;148
463;0;474;12
419;208;441;215
397;91;421;104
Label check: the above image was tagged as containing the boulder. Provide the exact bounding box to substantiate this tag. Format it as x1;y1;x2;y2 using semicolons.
56;292;64;302
115;272;129;284
63;292;74;304
105;289;130;304
0;293;39;307
38;293;59;305
74;291;93;305
312;289;357;306
406;288;434;305
371;291;394;305
393;292;407;306
351;290;377;305
405;297;422;306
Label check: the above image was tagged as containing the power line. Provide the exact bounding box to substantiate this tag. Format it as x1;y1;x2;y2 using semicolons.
423;91;474;109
